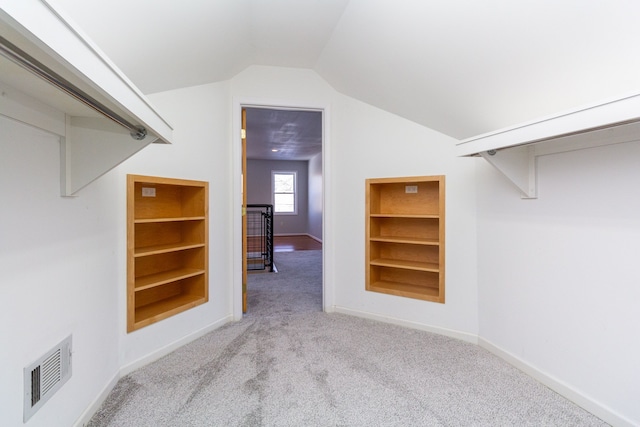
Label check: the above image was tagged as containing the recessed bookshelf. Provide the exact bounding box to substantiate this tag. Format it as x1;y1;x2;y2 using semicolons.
127;175;209;332
365;176;445;303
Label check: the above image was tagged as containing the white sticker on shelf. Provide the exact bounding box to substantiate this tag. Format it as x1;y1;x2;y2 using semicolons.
405;185;418;193
142;187;156;197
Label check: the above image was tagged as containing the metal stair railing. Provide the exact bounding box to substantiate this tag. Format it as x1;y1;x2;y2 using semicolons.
246;204;274;271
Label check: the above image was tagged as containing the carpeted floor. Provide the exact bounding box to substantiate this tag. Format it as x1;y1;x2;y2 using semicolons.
88;250;608;426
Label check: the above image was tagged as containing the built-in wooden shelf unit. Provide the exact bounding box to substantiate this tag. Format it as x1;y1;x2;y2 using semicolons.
127;175;209;332
365;176;445;303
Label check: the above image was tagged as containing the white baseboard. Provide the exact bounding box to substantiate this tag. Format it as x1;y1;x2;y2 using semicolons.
332;306;478;344
306;233;322;243
479;337;635;427
75;315;234;425
73;373;119;427
120;315;233;376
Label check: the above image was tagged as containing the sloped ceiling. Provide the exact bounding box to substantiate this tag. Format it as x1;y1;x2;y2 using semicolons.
55;0;640;139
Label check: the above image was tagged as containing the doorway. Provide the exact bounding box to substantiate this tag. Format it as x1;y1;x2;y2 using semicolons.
239;104;325;317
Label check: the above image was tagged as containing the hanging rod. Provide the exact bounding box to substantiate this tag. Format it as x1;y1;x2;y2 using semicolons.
0;35;147;140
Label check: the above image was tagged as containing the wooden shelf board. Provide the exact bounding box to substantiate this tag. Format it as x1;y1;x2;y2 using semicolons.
368;281;441;301
370;236;439;245
133;294;206;329
134;216;206;224
135;242;205;257
370;258;439;272
133;176;207;187
370;213;439;219
135;268;205;291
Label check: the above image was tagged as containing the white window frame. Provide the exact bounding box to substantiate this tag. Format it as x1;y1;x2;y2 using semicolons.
272;170;297;215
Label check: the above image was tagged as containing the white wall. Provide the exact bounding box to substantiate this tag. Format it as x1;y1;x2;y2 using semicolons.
231;65;479;337
329;94;479;338
0;80;238;426
476;141;640;426
0;117;120;427
230;66;335;316
308;152;323;240
115;81;234;370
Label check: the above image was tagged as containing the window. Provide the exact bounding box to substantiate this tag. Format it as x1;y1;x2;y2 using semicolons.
272;171;297;214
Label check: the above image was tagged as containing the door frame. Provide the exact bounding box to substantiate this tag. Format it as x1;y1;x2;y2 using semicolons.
232;97;333;320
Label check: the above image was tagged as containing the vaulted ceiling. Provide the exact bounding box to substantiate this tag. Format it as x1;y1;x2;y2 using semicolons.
55;0;640;140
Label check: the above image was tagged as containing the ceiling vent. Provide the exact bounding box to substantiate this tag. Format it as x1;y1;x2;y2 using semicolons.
23;335;72;422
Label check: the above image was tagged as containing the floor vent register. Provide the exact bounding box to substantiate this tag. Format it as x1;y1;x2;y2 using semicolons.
23;335;72;422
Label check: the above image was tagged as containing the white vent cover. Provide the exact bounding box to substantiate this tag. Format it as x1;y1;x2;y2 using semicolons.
24;335;72;422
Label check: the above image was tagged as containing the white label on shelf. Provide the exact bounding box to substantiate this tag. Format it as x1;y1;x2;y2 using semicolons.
405;185;418;193
141;187;156;197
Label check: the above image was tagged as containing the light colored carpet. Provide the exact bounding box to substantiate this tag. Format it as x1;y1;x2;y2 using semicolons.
88;250;608;426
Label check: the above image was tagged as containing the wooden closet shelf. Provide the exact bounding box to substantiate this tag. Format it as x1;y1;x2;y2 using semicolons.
369;281;440;300
135;242;205;257
370;258;439;272
365;175;445;303
134;294;206;327
135;268;205;291
369;213;439;219
370;236;439;245
134;216;206;223
128;174;208;332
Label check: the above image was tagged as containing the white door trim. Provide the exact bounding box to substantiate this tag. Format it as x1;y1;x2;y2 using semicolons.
231;97;333;320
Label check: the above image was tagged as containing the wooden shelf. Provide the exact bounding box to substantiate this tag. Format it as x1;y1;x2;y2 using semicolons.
369;281;440;302
370;214;439;219
370;236;439;245
134;293;207;328
135;242;205;257
135;268;205;291
127;175;208;332
365;176;445;303
135;216;206;224
370;216;439;242
370;258;439;272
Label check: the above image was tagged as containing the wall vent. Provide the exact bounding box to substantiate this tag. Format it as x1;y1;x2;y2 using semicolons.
24;335;72;422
